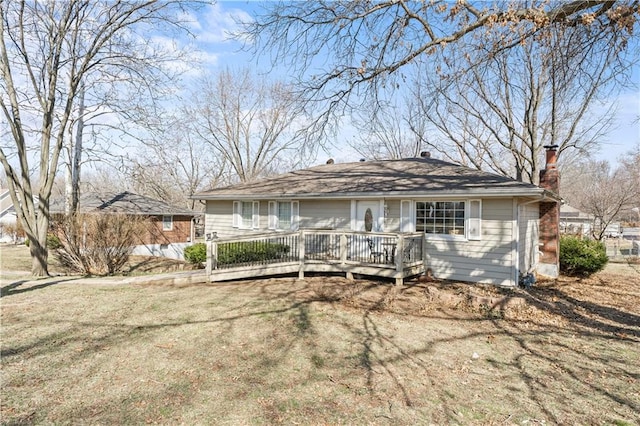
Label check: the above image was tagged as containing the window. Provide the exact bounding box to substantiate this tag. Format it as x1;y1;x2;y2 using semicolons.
233;201;260;229
278;202;291;229
268;200;299;231
162;215;173;231
416;201;466;236
241;201;253;229
415;200;482;239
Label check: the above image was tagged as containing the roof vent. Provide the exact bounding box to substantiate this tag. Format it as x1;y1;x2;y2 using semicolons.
359;158;366;162
420;151;431;158
326;158;334;164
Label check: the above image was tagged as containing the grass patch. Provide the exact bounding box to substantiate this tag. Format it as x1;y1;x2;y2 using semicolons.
1;268;639;424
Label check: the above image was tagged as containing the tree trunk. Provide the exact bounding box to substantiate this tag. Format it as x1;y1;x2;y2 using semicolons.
71;85;85;213
29;233;49;276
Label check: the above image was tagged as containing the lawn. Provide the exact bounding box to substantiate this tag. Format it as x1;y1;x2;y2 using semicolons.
1;253;639;424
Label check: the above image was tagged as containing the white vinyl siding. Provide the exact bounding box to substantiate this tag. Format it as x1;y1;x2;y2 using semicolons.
424;198;516;286
518;202;539;275
298;200;351;230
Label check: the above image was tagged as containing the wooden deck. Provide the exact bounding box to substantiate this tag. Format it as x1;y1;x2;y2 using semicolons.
206;231;425;285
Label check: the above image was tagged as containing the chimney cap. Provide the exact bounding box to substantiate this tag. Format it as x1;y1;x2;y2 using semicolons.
543;144;559;150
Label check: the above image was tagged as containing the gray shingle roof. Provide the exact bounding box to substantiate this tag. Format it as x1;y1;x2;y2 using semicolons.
194;157;552;200
51;191;196;216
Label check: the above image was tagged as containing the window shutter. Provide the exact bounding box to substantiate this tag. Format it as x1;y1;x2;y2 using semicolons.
268;201;277;230
467;199;482;240
291;201;299;231
232;201;240;228
252;201;260;229
400;200;414;232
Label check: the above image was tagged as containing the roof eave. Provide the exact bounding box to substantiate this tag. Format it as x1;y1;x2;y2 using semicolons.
193;187;549;201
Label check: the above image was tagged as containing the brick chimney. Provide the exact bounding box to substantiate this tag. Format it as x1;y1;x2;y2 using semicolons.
537;145;560;277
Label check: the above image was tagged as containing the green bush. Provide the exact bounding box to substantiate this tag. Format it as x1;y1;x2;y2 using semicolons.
184;243;206;266
217;241;290;266
25;234;63;249
559;235;608;276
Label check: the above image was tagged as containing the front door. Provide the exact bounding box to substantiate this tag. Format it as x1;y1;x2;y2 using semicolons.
355;201;381;232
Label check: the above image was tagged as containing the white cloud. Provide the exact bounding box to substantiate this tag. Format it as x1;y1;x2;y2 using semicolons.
194;3;254;45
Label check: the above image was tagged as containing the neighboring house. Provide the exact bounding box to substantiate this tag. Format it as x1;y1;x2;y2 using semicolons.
194;148;562;287
560;204;593;237
0;189;19;243
0;189;38;243
50;191;199;260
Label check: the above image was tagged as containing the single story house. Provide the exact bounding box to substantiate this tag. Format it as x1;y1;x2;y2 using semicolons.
194;148;561;287
50;191;199;259
560;204;593;237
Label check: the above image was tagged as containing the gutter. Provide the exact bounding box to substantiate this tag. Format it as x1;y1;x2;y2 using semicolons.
193;188;552;202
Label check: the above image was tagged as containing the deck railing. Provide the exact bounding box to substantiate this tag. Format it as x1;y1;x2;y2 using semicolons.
207;230;425;285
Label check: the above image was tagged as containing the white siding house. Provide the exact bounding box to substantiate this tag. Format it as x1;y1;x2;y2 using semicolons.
195;154;561;286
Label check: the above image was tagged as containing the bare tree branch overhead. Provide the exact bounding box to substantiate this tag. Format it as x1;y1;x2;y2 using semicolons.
409;21;632;183
245;1;638;137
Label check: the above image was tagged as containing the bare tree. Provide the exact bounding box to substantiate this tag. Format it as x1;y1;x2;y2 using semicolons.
350;97;426;160
0;0;200;276
409;23;632;183
246;1;638;136
564;158;639;240
188;68;314;183
126;112;225;210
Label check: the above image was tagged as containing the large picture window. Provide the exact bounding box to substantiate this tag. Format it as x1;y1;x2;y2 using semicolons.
416;201;465;235
414;200;482;239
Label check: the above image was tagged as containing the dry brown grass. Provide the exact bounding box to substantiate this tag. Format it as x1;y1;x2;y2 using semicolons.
1;264;639;425
0;243;198;278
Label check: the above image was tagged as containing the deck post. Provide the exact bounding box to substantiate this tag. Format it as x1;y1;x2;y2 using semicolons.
298;231;305;280
395;234;404;286
205;240;212;283
340;233;353;280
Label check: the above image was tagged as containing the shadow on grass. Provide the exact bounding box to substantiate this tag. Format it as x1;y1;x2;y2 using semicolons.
0;277;81;298
2;276;639;424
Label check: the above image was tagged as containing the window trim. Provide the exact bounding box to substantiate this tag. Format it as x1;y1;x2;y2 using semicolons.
466;199;482;240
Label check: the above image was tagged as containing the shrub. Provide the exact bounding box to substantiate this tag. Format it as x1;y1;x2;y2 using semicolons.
24;233;63;249
559;235;608;276
217;241;290;266
184;243;206;266
52;213;145;275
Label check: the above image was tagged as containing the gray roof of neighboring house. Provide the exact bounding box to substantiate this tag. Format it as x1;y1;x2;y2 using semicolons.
194;157;554;200
50;191;197;216
560;204;593;219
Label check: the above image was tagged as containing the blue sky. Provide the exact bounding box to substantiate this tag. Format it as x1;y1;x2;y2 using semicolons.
184;1;640;165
